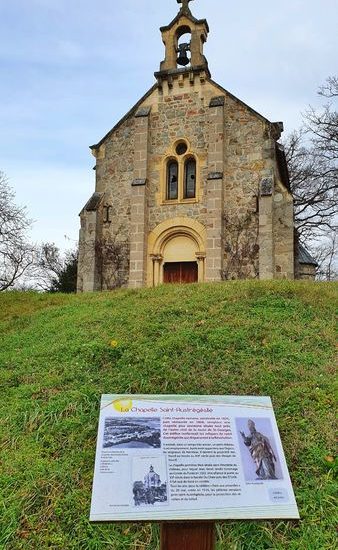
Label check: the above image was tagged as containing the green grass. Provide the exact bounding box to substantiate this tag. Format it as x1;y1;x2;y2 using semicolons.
0;281;337;550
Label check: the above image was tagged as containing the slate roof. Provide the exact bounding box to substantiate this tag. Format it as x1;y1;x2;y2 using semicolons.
275;143;291;193
298;243;318;266
81;192;104;213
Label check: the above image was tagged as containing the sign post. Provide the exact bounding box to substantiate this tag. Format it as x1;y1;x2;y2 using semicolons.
161;522;215;550
90;394;299;547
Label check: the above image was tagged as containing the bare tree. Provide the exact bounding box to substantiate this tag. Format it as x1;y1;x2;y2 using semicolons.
313;231;338;281
0;172;34;291
305;77;338;183
318;76;338;98
283;76;338;242
32;242;78;292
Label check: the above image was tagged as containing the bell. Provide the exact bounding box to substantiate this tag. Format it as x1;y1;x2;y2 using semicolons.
177;52;190;66
177;43;190;67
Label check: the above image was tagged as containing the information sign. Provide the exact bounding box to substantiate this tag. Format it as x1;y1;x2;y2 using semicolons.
90;395;299;522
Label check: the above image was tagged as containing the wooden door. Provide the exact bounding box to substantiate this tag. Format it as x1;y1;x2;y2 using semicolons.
163;262;198;284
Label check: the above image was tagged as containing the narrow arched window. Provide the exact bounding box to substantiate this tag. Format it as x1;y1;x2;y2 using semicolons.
184;158;196;199
167;160;178;200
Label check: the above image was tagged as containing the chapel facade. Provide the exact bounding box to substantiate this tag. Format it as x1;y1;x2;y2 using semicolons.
77;0;316;292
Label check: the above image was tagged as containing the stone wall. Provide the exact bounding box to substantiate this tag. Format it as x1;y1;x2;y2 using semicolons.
222;95;269;279
79;78;296;290
129;110;150;287
147;89;210;231
77;207;102;292
224;96;267;220
145;81;278;282
94;116;135;288
273;180;294;279
296;263;317;280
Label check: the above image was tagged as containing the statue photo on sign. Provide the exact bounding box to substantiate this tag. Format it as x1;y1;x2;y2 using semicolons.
239;419;279;480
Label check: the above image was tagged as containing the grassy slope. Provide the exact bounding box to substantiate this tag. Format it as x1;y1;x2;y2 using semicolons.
0;281;336;550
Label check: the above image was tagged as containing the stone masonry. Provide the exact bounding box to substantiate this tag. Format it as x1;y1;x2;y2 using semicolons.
129;108;150;288
77;2;310;291
206;97;224;281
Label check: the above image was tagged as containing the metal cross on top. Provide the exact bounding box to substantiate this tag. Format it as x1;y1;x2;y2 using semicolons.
177;0;194;13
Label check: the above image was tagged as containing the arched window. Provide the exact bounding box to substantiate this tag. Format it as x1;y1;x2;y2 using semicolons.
184;158;196;199
167;160;178;200
162;142;199;204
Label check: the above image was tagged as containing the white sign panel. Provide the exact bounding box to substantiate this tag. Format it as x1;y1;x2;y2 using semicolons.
90;395;299;522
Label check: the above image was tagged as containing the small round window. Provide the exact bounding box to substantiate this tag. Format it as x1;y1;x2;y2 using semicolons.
176;142;188;155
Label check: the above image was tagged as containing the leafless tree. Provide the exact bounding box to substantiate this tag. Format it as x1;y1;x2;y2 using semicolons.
318;76;338;98
313;231;338;281
32;242;78;292
283;76;338;242
0;172;35;291
305;77;338;180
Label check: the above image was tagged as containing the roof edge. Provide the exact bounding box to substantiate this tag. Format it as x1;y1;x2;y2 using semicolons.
160;13;209;33
208;79;274;126
276;143;291;193
79;192;104;216
91;78;285;151
298;243;318;266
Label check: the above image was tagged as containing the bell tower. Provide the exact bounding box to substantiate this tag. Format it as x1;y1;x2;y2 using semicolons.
155;0;210;89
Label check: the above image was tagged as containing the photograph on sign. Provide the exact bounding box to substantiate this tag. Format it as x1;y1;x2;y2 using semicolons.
236;417;283;482
132;455;168;507
103;417;161;449
90;395;299;522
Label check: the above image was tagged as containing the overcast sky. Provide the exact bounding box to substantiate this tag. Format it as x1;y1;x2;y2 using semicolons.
1;0;337;251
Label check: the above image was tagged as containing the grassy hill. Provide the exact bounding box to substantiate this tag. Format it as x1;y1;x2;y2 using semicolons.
0;281;336;550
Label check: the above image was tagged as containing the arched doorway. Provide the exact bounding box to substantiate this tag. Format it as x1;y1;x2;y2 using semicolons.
162;234;199;284
148;218;206;286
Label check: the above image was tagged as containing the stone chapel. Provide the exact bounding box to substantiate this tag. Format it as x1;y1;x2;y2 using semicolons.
77;0;317;292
